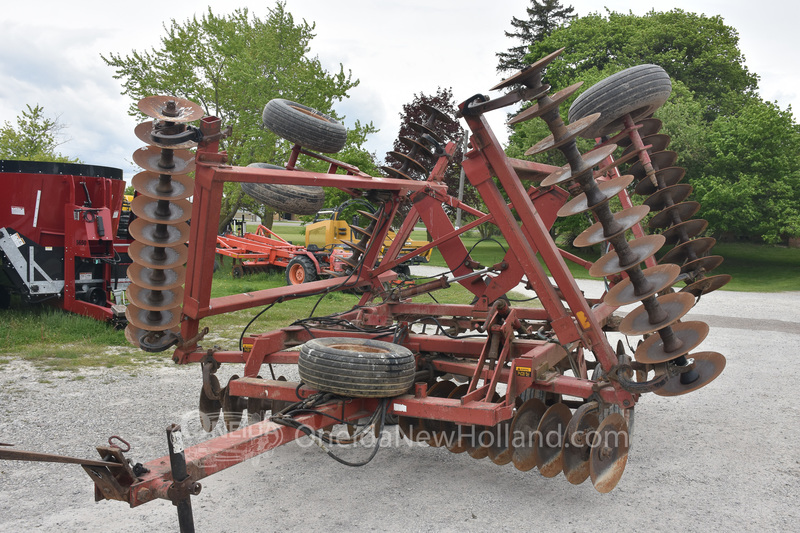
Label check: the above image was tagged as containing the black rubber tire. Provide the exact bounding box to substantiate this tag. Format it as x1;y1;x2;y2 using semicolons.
285;255;317;285
241;163;325;215
568;64;672;139
262;99;347;154
116;211;132;239
298;337;416;398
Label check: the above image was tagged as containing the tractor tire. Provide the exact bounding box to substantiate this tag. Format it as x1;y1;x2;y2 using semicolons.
568;64;672;139
241;163;325;215
298;337;416;398
285;255;317;286
262;98;347;154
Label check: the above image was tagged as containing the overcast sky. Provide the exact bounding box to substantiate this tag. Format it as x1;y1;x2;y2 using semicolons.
0;1;794;182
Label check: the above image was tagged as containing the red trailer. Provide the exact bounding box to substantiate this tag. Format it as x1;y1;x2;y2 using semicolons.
0;160;130;323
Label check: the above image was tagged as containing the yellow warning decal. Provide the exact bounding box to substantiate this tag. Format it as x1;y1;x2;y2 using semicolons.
242;343;253;353
516;366;532;377
576;311;591;330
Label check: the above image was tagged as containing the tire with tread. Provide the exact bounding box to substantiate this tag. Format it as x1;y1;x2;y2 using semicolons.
298;337;416;398
285;255;317;285
241;163;325;215
262;98;347;154
568;64;672;139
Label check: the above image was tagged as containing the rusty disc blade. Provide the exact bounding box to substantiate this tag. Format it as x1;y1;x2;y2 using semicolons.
540;144;618;187
490;48;564;90
134;121;198;150
127;284;184;312
604;264;681;307
525;113;601;156
132;171;194;201
465;427;491;459
398;136;434;158
648;201;702;230
125;302;181;331
127;263;186;291
654;351;726;396
421;103;455;125
442;384;470;453
594;147;642;177
562;401;599;485
634;166;685;196
408;122;444;144
200;375;222;432
643;184;694;212
221;376;247;432
589;234;666;278
124;324;179;348
129;218;190;247
558;175;633;217
616;118;663;148
380;166;413;180
621;133;671;158
423;380;458;447
132;146;196;176
681;274;732;297
618;291;696;336
487;420;514;465
131;196;191;224
590;413;630;493
662;219;708;246
510;398;548;472
247;396;272;425
659;236;717;265
388;151;429;175
680;255;725;276
573;205;650;248
508;82;583;125
634;320;710;364
627;150;678;181
533;403;572;477
138;95;204;123
128;241;188;270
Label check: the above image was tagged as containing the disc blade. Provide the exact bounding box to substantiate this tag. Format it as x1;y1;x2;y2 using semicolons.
533;403;572;477
138;95;204;123
134;121;198;150
398;136;433;158
573;205;650;248
131;171;194;201
125;302;181;331
648;201;701;229
590;413;630;493
604;264;680;307
525;113;600;156
128;241;188;270
126;285;184;311
388;151;428;175
380;166;413;180
510;398;548;471
643;184;694;212
557;175;634;217
129;218;190;247
199;375;222;432
661;219;708;246
131;196;192;224
443;384;470;453
408;122;443;144
659;237;717;265
486;420;514;465
618;291;696;336
653;351;726;396
562;401;599;485
508;82;582;125
420;103;455;124
588;234;665;278
423;380;458;447
681;274;732;297
490;48;564;90
127;263;186;291
634;321;710;364
634;166;685;196
620;133;671;158
132;146;196;176
627;150;678;181
616;118;663;148
540;144;618;187
680;255;725;276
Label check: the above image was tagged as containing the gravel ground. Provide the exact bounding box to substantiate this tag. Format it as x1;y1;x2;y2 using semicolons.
1;274;798;532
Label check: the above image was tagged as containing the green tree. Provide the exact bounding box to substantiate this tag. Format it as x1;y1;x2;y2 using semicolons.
103;2;376;231
0;104;80;163
496;0;576;73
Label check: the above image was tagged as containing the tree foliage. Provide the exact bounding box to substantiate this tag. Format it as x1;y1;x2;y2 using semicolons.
103;2;376;231
505;8;800;243
496;0;576;73
0;104;80;163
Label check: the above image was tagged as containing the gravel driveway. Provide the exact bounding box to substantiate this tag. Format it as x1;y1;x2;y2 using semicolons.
1;275;798;532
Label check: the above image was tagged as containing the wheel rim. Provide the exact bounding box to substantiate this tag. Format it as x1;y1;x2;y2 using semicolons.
289;263;305;284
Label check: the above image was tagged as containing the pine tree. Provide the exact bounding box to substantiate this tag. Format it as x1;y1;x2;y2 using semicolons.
496;0;576;72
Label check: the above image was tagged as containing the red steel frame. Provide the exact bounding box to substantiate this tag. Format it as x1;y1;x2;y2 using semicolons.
107;104;647;507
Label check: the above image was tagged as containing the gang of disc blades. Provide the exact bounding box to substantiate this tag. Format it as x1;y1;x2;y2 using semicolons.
604;264;680;307
131;196;191;224
634;320;710;364
648;201;701;230
510;398;548;472
588;234;665;278
127;263;186;292
653;351;726;396
132;146;196;176
138;95;204;123
643;184;694;212
573;205;650;248
557;175;634;217
132;171;194;201
129;241;188;270
634;166;685;196
681;274;732;297
659;236;717;265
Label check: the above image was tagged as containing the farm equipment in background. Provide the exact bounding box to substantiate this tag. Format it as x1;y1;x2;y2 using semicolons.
0;50;726;529
0;160;131;324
